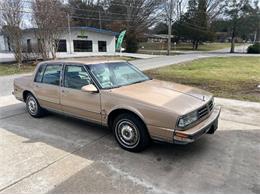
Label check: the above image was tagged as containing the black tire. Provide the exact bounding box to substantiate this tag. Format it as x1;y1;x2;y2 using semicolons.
112;113;150;152
26;93;45;118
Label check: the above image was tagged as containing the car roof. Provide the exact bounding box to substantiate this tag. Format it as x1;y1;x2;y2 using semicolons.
39;59;126;66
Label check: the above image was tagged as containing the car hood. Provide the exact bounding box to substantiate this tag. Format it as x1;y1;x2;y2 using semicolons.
110;79;213;115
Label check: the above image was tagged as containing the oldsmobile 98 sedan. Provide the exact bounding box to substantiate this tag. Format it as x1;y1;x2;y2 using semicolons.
13;60;221;152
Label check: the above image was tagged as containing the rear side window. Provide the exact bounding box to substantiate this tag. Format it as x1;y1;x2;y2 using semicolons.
35;64;46;83
42;65;62;86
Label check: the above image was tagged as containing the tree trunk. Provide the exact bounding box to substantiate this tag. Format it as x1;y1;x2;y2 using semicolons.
192;41;195;50
230;24;236;53
230;32;235;53
256;27;260;43
195;40;199;50
15;39;22;69
167;20;172;56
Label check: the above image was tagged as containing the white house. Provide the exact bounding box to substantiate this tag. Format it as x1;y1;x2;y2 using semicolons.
22;26;118;55
0;26;119;62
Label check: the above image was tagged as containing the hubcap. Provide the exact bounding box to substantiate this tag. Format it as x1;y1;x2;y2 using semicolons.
28;97;37;114
116;120;140;148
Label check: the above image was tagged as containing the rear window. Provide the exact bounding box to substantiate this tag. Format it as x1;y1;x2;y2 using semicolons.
42;65;62;86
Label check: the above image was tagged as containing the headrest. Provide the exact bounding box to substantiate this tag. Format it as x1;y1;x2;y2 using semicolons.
93;66;106;75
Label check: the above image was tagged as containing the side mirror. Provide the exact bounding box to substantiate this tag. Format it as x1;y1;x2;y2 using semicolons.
81;84;98;93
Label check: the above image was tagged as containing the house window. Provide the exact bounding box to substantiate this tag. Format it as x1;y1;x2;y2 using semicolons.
56;40;67;52
73;40;92;52
27;39;32;53
98;41;107;52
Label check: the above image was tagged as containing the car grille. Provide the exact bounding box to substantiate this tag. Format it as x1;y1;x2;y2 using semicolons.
208;100;214;111
198;99;214;119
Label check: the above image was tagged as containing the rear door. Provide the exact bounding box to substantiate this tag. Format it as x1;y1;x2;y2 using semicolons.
60;64;101;124
33;63;62;111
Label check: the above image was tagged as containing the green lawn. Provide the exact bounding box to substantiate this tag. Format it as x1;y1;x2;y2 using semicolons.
0;63;36;76
145;57;260;102
139;42;239;51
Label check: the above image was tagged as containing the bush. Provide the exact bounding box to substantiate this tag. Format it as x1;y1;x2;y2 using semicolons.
125;32;139;53
247;43;260;54
126;37;139;53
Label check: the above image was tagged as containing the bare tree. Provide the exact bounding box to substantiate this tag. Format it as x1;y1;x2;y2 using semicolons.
32;0;67;60
163;0;177;55
104;0;161;52
0;0;23;67
162;0;189;55
176;0;188;20
225;0;249;53
206;0;227;23
67;0;103;28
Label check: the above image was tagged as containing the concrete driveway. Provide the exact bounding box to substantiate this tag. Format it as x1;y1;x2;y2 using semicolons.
0;74;260;193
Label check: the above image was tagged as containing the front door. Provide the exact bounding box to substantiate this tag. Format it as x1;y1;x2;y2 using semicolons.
60;65;101;124
33;63;62;111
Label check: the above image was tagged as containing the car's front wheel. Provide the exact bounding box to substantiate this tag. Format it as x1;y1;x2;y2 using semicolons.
113;113;150;152
26;94;45;118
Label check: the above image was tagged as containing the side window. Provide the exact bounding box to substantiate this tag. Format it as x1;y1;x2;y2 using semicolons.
35;64;46;83
42;65;62;86
64;65;93;90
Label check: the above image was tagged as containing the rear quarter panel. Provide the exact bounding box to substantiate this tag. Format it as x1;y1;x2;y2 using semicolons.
13;75;34;101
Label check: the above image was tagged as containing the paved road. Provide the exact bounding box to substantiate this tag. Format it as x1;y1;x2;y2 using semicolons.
131;45;258;71
0;74;32;97
138;43;250;55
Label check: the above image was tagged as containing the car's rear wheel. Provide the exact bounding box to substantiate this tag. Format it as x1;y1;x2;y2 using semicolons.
26;94;45;118
113;113;150;152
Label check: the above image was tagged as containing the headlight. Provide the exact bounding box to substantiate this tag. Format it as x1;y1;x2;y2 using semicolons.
177;111;198;128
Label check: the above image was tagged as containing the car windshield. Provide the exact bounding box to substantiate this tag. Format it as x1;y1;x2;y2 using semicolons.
88;62;150;89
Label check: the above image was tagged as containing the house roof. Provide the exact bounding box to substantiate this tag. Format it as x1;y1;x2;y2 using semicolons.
22;26;119;37
144;33;174;39
70;26;119;36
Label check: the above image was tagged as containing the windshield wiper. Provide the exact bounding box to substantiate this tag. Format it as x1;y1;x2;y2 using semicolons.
129;79;148;85
105;80;148;90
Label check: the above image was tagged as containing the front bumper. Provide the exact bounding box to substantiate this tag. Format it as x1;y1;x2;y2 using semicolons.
173;105;221;144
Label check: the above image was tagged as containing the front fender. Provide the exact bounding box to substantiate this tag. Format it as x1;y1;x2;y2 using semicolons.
105;105;145;125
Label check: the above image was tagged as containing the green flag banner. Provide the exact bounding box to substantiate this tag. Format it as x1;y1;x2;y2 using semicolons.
116;30;126;49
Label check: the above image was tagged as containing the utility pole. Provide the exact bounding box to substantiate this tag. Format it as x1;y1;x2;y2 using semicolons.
167;18;172;56
165;0;175;56
99;10;102;30
67;14;72;54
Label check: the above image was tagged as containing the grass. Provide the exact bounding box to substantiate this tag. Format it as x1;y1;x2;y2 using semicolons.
0;63;36;76
145;57;260;102
0;56;135;76
139;42;239;51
